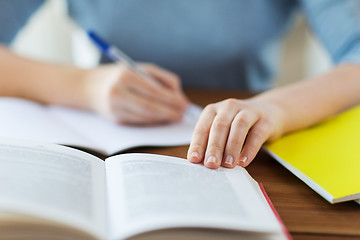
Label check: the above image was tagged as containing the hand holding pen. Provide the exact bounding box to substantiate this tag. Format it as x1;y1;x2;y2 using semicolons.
87;31;189;125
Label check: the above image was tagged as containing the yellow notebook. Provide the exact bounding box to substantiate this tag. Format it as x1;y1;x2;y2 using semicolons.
266;105;360;203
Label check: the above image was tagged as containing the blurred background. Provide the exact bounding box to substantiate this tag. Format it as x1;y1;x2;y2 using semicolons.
11;0;333;87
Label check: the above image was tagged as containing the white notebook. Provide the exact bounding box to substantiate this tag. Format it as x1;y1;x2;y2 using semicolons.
0;97;202;155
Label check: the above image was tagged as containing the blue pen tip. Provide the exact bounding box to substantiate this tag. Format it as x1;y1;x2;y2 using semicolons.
87;30;110;52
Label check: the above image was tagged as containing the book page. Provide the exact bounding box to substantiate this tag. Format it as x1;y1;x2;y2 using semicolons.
0;138;106;239
105;154;281;240
0;98;95;148
48;104;202;155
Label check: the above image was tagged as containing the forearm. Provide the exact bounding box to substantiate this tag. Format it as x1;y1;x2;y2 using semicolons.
0;46;93;109
254;64;360;139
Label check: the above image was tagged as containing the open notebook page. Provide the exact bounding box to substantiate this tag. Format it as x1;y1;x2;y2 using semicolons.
0;97;201;155
105;154;282;240
0;98;92;147
48;104;202;155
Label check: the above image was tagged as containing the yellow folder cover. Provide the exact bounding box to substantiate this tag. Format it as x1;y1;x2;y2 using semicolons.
266;105;360;203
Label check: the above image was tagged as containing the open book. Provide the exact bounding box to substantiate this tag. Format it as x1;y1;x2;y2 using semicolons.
0;97;202;155
266;105;360;204
0;139;289;240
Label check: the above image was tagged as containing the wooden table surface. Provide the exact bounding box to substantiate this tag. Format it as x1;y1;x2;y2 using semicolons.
127;90;360;240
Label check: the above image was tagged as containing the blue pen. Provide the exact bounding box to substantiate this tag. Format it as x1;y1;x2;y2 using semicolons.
87;30;158;86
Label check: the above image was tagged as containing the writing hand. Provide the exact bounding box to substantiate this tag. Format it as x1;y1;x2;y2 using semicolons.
86;63;189;125
187;98;284;169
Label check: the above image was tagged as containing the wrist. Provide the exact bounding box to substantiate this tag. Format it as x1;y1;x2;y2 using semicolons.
248;96;286;141
80;65;121;114
79;68;105;112
37;65;95;111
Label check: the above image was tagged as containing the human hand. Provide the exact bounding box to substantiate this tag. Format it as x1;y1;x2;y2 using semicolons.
85;63;189;125
187;98;284;169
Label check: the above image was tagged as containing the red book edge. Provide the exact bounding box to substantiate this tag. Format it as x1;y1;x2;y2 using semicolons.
258;183;293;240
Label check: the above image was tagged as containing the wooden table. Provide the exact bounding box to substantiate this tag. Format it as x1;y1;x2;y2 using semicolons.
127;90;360;240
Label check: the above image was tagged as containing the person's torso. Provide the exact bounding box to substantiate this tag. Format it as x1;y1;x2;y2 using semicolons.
68;0;297;90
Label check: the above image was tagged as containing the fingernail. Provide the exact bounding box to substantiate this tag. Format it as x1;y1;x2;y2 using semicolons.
224;155;233;165
240;156;248;165
190;152;199;161
206;156;218;164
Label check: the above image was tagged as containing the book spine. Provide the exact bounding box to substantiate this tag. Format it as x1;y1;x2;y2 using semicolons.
259;183;293;240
